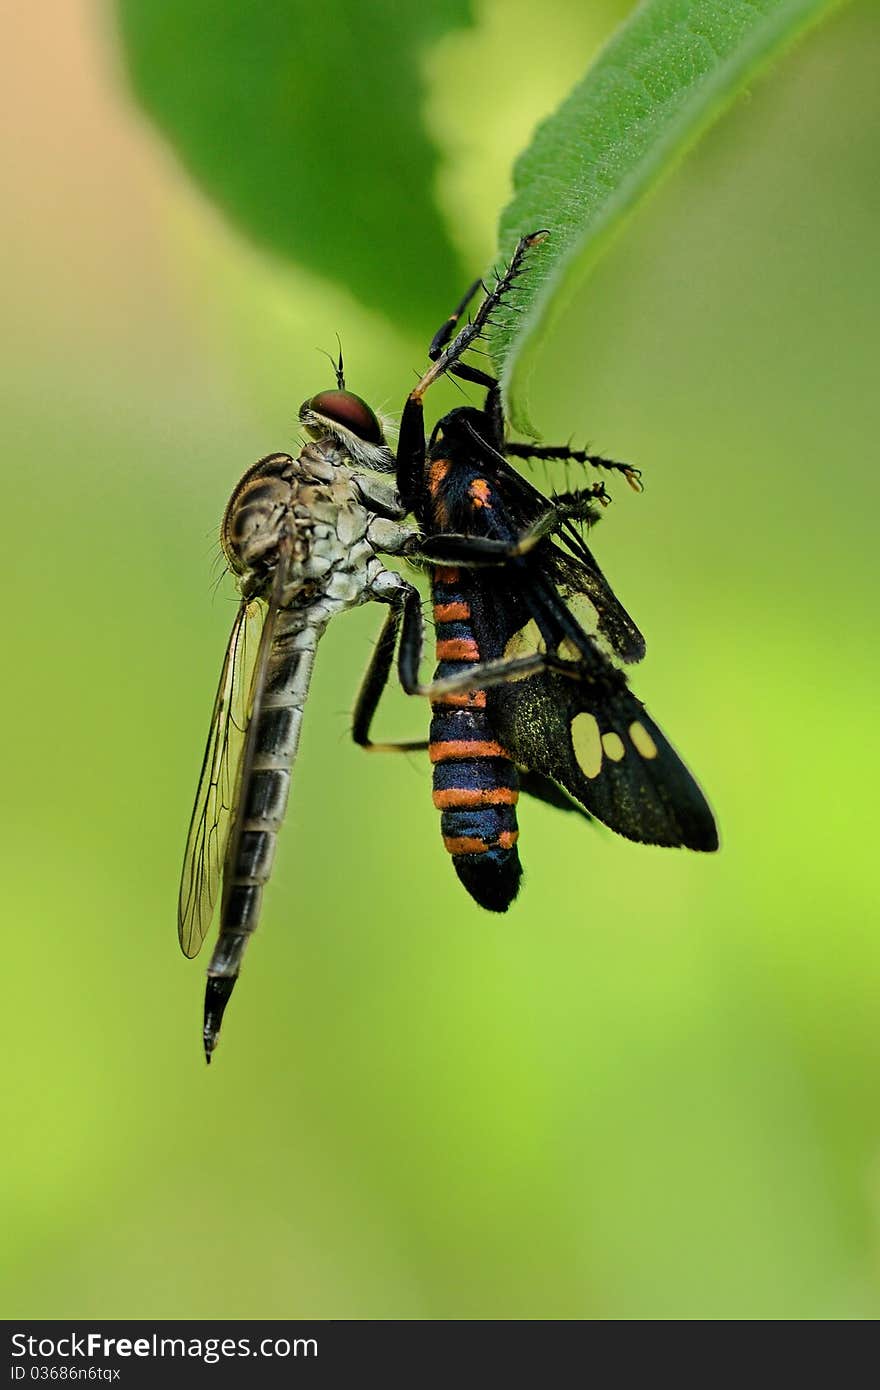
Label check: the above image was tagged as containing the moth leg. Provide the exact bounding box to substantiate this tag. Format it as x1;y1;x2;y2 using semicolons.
396;386;428;517
506;441;643;492
550;484;611;512
408;231;548;402
397;233;548;506
429;278;483;359
448;360;498;391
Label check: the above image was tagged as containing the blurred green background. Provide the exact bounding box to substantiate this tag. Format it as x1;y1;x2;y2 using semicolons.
3;0;878;1320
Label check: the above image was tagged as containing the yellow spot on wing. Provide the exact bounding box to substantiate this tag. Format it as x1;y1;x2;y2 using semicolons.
504;618;545;658
559;638;584;663
629;720;658;758
569;595;600;633
503;619;545;681
571;713;602;779
602;731;626;762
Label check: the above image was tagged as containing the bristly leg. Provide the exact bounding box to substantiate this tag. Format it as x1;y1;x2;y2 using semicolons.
413;231;550;400
396;232;550;511
549;483;611;514
506;441;643;492
429;278;483;360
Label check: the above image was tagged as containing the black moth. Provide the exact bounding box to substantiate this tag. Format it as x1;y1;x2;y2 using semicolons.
353;231;718;911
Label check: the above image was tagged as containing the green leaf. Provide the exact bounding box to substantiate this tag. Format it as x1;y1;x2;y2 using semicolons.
492;0;845;433
115;0;473;331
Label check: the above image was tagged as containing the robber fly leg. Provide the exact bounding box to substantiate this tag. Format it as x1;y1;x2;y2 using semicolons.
376;574;561;698
411;496;590;568
352;575;429;753
418;649;584;699
363;568;583;710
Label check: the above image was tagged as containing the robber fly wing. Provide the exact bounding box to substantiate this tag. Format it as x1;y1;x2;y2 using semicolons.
216;546;290;929
178;598;264;958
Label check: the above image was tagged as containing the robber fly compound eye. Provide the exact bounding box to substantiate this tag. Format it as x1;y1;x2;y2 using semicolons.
299;389;386;445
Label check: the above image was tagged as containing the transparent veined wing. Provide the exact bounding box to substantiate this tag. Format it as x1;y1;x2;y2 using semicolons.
178;598;265;958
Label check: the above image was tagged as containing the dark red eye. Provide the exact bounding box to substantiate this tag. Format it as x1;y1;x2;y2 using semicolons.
300;390;384;444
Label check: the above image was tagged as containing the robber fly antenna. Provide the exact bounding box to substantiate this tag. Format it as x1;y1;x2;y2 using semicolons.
334;334;345;389
315;338;346;389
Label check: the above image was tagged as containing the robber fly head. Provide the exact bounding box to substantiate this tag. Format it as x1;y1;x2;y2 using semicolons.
298;388;396;473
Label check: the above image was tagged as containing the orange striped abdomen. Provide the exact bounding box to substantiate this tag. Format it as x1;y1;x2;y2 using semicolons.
429;567;522;912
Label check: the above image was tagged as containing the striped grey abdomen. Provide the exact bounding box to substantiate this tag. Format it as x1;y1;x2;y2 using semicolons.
207;615;322;981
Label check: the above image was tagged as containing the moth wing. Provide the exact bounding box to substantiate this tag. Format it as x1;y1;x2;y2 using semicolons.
487;454;646;663
489;632;717;851
551;543;646;665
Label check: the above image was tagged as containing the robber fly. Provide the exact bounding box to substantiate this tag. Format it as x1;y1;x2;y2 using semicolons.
179;372;421;1060
179;308;525;1059
352;232;718;910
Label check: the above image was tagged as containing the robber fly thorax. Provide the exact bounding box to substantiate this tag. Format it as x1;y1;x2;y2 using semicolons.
224;393;412;612
223;449;359;605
